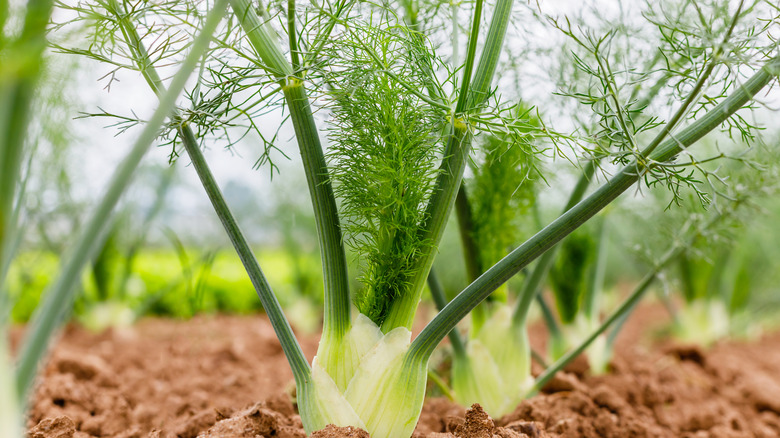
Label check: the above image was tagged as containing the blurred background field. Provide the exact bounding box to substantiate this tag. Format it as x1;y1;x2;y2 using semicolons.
5;0;780;350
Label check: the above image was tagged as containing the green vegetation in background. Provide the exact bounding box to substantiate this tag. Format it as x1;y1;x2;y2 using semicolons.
611;135;780;347
6;248;323;323
549;225;598;328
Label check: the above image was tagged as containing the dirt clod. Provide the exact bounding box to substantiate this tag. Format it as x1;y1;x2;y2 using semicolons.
539;371;585;394
310;425;370;438
29;416;76;438
454;404;494;438
504;421;545;438
664;344;706;366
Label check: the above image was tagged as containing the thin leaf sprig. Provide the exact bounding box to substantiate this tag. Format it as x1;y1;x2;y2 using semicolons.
54;0;289;168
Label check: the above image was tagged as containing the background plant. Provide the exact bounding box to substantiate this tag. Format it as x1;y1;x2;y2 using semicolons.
3;1;229;430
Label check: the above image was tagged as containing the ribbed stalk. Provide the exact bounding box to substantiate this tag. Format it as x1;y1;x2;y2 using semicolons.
229;0;351;339
14;0;229;404
411;54;780;359
282;81;351;340
383;0;515;332
227;0;292;78
109;0;310;382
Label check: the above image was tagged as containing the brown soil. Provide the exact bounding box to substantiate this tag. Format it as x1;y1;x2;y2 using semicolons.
15;306;780;438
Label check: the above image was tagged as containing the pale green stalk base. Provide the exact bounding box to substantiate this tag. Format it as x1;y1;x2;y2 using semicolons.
0;332;21;438
584;332;610;376
77;301;135;332
673;299;730;347
301;314;428;438
551;315;611;375
451;305;533;418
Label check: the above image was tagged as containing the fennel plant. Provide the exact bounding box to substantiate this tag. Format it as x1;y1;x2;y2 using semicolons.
56;0;780;436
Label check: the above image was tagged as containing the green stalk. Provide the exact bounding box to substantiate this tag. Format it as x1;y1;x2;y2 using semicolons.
427;368;456;400
454;0;484;113
454;184;488;329
464;0;513;111
411;54;780;359
14;0;229;404
281;81;350;338
455;185;483;282
0;0;55;289
109;0;310;381
403;0;419;30
383;0;515;332
180;128;310;380
230;0;351;339
227;0;293;78
287;0;300;70
536;293;564;358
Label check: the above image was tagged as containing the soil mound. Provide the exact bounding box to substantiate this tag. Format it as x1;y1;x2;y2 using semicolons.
14;312;780;437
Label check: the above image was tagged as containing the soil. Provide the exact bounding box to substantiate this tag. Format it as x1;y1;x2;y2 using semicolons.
14;304;780;438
